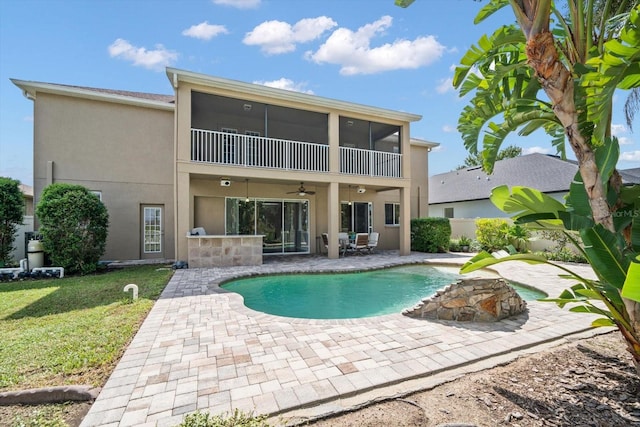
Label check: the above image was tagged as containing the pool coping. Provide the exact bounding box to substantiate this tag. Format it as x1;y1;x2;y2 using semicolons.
79;252;609;427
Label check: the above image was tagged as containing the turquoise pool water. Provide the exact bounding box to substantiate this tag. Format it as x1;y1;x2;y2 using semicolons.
221;265;545;319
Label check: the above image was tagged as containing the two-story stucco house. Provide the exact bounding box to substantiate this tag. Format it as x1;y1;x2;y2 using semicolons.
12;68;437;264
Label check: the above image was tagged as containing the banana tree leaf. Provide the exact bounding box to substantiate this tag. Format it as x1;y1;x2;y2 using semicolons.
621;257;640;302
566;172;593;219
581;225;629;288
574;289;605;299
591;318;616;327
490;185;566;219
595;137;619;184
557;210;594;232
460;250;550;274
569;305;611;317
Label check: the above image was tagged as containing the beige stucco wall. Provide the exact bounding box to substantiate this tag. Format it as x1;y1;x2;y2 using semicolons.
33;93;175;261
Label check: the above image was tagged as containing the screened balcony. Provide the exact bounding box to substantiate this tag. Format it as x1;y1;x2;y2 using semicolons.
190;129;402;178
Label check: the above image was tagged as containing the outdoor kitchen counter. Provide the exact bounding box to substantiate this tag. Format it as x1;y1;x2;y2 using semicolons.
186;235;263;268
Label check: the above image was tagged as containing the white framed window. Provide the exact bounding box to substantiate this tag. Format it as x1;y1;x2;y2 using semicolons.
384;203;400;226
90;191;102;201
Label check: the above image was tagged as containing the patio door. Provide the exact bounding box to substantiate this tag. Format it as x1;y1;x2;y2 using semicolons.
141;205;164;259
226;198;309;254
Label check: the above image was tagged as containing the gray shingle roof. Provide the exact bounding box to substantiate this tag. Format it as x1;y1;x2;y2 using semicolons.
55;83;175;104
429;154;578;204
620;167;640;184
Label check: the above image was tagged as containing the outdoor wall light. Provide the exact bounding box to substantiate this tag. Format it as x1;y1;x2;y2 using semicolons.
243;103;252;111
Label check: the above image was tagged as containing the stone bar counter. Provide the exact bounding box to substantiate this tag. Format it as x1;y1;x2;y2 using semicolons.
187;235;263;268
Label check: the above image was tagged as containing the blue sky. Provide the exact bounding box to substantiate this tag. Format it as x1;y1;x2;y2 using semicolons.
1;0;638;186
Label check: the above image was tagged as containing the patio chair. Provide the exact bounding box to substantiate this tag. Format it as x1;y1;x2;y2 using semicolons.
367;232;379;253
322;233;345;256
348;233;369;255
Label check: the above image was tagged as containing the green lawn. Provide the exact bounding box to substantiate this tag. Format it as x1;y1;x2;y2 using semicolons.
0;265;173;391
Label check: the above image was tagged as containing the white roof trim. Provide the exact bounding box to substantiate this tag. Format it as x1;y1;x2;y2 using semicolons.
166;67;422;123
10;79;175;111
410;137;439;148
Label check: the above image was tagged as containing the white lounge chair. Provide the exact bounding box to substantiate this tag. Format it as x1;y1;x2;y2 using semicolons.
367;232;379;253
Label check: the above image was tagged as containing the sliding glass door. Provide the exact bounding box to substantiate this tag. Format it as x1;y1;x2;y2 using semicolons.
226;198;309;254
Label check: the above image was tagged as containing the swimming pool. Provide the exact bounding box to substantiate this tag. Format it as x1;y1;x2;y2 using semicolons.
221;264;545;319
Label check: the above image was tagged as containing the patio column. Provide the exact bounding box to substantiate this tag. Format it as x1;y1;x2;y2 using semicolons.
175;170;191;262
327;181;340;259
399;186;411;256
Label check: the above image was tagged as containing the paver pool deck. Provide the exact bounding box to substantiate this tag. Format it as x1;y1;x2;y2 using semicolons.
80;252;607;427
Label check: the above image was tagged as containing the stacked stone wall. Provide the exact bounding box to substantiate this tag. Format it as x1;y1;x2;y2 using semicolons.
403;278;527;322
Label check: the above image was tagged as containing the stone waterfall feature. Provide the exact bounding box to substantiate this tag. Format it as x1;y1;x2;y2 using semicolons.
403;277;527;322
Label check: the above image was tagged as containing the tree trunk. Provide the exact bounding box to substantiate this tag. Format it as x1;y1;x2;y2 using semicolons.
525;31;615;232
525;30;640;374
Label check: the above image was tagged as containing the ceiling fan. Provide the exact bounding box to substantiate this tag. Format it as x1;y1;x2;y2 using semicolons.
287;182;315;196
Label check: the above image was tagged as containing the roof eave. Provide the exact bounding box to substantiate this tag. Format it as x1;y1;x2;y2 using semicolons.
166;67;422;123
11;79;175;112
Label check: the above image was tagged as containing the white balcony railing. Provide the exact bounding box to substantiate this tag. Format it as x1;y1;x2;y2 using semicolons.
191;129;402;178
339;146;402;178
191;129;329;172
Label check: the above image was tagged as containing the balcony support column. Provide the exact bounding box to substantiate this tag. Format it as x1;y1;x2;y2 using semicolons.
328;112;340;174
327;181;340;259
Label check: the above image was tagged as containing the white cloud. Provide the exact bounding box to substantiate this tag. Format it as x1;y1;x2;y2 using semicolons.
244;17;337;55
618;136;633;145
108;38;177;71
182;22;228;40
620;150;640;161
522;146;550;155
611;123;627;135
442;124;455;133
253;78;314;94
307;16;445;75
436;77;453;94
212;0;260;9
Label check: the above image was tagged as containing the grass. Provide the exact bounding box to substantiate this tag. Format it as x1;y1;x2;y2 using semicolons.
0;265;173;391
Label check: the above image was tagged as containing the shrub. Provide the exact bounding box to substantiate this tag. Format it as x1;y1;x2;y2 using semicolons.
0;177;24;266
410;217;451;253
449;238;461;252
474;218;510;252
507;224;531;252
36;183;109;274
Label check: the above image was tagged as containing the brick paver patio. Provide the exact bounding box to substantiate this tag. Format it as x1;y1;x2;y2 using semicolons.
80;252;604;427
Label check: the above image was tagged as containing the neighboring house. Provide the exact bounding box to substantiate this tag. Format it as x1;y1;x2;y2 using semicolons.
429;154;579;219
18;184;34;216
429;153;640;220
13;68;438;262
